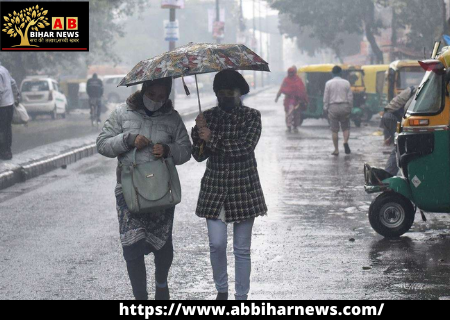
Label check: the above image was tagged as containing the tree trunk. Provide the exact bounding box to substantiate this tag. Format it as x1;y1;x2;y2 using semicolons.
364;1;384;64
390;7;397;62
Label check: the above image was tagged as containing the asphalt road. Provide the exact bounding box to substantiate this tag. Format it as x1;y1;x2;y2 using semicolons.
1;88;449;300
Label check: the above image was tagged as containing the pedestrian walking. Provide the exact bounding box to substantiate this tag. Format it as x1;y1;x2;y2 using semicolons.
323;66;353;156
96;77;192;300
0;62;19;161
275;66;308;133
191;70;267;300
87;73;104;126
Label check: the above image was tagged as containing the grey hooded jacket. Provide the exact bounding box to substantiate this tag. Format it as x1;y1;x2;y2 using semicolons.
96;91;192;178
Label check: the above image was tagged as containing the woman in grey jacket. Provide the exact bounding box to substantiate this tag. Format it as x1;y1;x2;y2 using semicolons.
97;78;191;300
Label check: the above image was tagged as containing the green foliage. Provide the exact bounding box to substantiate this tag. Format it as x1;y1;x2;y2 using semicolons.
393;0;446;53
266;0;386;63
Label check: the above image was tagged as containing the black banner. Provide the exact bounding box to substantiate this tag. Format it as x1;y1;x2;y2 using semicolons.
1;300;447;318
0;1;89;51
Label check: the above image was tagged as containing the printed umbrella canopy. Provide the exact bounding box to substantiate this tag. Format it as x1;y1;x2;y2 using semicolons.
119;43;269;156
118;42;270;88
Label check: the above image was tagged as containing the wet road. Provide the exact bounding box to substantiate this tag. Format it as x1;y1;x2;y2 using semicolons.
1;88;449;300
11;109;103;155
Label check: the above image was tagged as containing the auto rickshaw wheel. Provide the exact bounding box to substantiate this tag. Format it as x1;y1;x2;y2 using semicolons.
369;192;415;238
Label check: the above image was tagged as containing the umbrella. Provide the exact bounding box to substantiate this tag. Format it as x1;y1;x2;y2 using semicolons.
118;42;270;113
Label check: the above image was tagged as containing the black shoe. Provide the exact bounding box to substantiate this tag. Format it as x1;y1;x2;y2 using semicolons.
344;143;351;155
216;292;228;300
155;286;170;300
0;151;12;160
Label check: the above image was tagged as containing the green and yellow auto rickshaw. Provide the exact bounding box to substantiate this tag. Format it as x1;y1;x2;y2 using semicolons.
298;64;365;127
361;64;389;121
364;44;450;238
386;60;425;103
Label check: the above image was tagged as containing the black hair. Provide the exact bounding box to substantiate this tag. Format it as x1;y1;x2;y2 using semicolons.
332;66;342;75
142;77;173;98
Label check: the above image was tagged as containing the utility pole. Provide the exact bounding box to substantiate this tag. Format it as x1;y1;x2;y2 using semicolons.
168;7;177;103
216;0;221;44
169;8;176;51
253;0;256;89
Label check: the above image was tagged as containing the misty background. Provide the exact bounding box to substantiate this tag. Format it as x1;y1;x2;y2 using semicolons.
1;0;450;90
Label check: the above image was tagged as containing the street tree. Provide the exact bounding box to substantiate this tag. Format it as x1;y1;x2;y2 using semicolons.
266;0;385;63
392;0;447;55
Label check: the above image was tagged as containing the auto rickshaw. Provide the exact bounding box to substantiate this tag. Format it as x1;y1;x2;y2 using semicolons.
386;60;425;103
361;64;389;121
364;43;450;238
298;64;365;127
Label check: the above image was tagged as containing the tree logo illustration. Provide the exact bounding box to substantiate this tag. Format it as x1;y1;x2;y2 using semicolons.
2;5;50;47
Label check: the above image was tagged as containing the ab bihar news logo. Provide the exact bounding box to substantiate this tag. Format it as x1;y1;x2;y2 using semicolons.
1;1;89;51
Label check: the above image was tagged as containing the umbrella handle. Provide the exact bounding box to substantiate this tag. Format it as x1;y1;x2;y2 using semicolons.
195;74;202;113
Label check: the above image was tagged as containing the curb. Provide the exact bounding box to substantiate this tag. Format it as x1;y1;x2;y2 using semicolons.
0;87;272;191
0;143;97;191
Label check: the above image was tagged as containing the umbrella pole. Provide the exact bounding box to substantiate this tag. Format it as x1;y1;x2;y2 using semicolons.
195;74;202;113
195;74;205;156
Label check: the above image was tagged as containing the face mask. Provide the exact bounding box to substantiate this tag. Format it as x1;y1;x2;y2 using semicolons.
218;96;240;111
143;94;164;112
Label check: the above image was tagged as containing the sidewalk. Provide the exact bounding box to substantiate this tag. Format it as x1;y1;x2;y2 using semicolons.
0;86;271;191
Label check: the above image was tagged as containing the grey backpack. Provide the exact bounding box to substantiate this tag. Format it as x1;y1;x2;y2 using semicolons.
120;148;181;214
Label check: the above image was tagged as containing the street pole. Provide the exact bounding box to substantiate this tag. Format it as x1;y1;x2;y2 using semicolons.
169;8;176;103
259;0;264;88
253;0;256;89
266;3;270;85
240;0;244;78
216;0;221;44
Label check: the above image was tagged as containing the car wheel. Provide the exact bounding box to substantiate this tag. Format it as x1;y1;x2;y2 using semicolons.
61;104;67;119
368;192;415;238
51;106;57;120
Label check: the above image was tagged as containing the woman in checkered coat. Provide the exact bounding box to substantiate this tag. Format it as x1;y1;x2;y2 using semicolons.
191;70;267;300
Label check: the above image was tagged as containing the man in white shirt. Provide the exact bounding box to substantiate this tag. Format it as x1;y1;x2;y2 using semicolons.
323;66;353;156
0;62;19;160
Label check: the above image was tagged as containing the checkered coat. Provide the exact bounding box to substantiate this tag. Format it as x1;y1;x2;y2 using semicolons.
191;105;267;223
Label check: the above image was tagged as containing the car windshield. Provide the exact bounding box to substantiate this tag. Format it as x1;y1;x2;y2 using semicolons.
398;68;425;89
22;81;49;92
407;72;443;115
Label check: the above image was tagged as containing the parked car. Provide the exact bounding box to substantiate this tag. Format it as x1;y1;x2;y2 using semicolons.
20;76;68;120
101;75;138;104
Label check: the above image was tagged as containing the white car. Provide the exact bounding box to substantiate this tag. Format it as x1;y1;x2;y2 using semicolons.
20;77;68;120
102;75;138;104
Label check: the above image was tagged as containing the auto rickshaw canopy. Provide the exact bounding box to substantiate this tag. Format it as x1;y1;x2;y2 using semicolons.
362;65;389;95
